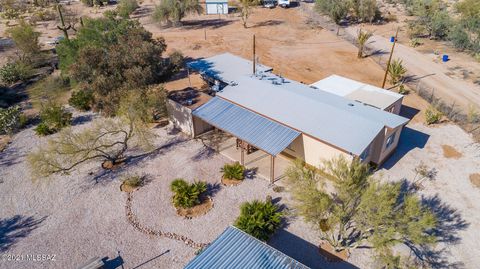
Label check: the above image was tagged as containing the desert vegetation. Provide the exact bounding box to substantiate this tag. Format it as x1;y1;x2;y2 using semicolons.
285;158;438;267
221;162;246;185
152;0;203;26
315;0;380;24
234;199;283;241
170;179;208;209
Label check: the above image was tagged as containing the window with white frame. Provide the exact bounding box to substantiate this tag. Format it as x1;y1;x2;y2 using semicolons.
386;132;396;149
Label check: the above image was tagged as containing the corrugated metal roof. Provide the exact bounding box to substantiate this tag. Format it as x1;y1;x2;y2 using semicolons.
187;53;272;84
190;53;409;155
310;75;403;110
185;226;311;269
192;97;300;156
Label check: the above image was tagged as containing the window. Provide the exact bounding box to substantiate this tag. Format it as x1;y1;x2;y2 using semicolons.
360;145;370;161
386;132;396;149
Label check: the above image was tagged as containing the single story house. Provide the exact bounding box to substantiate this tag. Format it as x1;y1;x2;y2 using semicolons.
310;74;404;114
171;53;409;181
205;0;228;15
184;226;310;269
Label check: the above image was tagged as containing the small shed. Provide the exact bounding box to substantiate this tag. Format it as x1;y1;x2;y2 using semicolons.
205;0;228;15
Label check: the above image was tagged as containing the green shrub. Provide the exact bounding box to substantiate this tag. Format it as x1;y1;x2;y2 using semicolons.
168;50;184;73
234;200;283;241
0;62;34;85
1;8;21;19
425;105;442;125
34;104;72;136
170;179;207;208
34;122;53;136
123;174;144;187
0;105;21;135
398;85;409;95
221;162;245;180
315;0;349;24
117;0;139;18
69;89;94;111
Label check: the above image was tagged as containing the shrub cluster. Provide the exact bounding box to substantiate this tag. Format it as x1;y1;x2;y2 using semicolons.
170;179;207;209
221;162;245;180
34;104;72;136
0;62;34;85
425;105;442;125
0;105;21;135
69;89;94;111
234;200;283;241
117;0;139;18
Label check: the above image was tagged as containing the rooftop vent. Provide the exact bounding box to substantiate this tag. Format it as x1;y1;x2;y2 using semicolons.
348;103;355;107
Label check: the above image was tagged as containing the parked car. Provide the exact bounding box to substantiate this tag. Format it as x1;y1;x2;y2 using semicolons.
278;0;290;8
263;0;276;8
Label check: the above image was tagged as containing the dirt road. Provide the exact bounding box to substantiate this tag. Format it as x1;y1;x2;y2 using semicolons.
345;26;480;113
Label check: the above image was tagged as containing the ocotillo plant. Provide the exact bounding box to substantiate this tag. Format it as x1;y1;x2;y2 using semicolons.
56;5;71;40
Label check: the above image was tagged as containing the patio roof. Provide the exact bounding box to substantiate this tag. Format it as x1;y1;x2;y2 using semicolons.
192;97;300;156
184;226;310;269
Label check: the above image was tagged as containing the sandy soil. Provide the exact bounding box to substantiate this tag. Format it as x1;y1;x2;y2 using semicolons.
379;123;480;268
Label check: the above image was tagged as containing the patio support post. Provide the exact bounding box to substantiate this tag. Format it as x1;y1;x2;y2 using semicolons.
270;155;275;184
240;147;245;166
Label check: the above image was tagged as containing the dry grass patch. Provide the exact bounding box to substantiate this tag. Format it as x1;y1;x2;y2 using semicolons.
470;174;480;188
442;145;462;159
0;135;11;152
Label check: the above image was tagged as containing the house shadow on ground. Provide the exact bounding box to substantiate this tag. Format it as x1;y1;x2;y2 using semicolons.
269;229;360;269
380;126;430;170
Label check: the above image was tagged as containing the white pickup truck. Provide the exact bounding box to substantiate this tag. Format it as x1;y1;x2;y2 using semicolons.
278;0;290;8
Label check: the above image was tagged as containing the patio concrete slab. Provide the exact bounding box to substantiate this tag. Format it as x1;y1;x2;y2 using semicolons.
219;137;292;182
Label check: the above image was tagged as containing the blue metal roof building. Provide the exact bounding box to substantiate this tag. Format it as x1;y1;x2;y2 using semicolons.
185;226;310;269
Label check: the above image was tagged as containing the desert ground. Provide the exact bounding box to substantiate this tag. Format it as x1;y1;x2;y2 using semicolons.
1;1;480;269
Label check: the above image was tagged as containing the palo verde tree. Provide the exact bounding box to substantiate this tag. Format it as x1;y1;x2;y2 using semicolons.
28;99;156;176
356;28;373;58
6;20;41;62
56;15;180;116
239;0;259;28
152;0;203;26
285;157;436;266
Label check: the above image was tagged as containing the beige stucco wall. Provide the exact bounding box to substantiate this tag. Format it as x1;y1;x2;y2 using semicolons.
166;99;194;137
284;134;353;168
369;125;403;164
384;98;403;115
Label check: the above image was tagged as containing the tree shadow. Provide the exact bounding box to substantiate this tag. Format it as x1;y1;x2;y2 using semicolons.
71;114;94;126
206;182;222;198
398;181;468;268
191;146;216;161
129;5;154;19
269;229;360;269
0;142;25;168
180;19;234;30
0;215;46;252
380;127;430;170
92;137;188;184
251;20;284;28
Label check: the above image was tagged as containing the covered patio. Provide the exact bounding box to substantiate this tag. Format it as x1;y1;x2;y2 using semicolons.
192;97;299;183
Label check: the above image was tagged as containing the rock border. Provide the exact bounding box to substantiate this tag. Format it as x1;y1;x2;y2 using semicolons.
125;191;209;249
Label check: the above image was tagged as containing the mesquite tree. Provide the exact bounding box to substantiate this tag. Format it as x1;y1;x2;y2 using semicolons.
28;110;155;177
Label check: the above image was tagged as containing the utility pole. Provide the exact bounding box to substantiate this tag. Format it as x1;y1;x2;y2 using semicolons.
382;27;399;89
253;34;256;75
